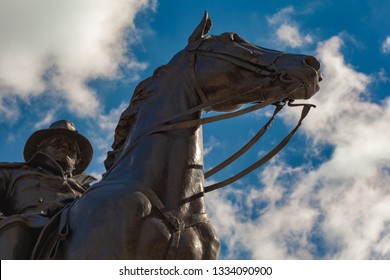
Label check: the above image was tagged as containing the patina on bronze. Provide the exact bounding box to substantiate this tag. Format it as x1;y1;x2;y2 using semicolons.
0;120;96;259
3;12;321;259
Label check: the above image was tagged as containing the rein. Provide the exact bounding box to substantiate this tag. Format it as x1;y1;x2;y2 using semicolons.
204;100;315;193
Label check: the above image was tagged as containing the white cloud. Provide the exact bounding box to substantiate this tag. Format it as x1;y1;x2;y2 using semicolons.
126;60;149;82
90;102;128;153
276;24;313;48
0;97;19;121
382;36;390;53
6;133;16;143
266;6;295;25
33;110;56;129
204;136;221;157
266;6;313;48
96;101;129;132
0;0;155;120
207;36;390;259
86;101;129;176
378;68;390;83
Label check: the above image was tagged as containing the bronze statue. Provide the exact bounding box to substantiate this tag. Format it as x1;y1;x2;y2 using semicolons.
0;120;96;259
3;12;321;259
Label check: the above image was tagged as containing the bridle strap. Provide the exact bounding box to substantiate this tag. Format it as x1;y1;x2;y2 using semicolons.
204;101;316;193
204;104;284;179
158;100;276;131
188;48;209;104
198;51;276;76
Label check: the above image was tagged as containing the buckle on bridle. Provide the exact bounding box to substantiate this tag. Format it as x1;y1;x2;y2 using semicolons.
287;99;317;109
167;212;185;232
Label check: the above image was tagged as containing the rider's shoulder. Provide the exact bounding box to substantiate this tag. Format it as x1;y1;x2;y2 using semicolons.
0;161;27;170
72;173;98;186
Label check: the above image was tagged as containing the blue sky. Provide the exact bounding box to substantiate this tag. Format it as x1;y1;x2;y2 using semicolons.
1;0;390;259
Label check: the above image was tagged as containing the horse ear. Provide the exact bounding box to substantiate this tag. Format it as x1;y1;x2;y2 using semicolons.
188;11;212;43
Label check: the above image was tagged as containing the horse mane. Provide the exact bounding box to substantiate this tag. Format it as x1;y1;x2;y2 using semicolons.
104;65;169;171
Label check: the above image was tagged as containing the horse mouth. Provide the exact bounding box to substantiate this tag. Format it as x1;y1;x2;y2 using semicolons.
302;56;322;96
271;54;322;101
288;58;322;100
304;68;322;99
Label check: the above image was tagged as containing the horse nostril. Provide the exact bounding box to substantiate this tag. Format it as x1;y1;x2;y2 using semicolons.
303;56;320;71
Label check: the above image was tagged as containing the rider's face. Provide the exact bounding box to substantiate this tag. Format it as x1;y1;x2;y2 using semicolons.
39;136;80;171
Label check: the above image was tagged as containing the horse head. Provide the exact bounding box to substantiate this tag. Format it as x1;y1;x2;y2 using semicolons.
186;12;322;112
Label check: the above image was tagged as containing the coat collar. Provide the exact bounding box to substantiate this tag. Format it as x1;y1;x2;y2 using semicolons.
26;152;68;178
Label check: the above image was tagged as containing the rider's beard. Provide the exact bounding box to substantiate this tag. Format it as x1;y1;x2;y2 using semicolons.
56;156;77;174
45;148;77;175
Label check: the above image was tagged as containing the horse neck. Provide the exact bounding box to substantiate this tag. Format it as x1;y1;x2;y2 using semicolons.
110;64;206;213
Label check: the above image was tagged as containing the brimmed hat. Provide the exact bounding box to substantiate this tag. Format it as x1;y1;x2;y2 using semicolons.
23;120;93;175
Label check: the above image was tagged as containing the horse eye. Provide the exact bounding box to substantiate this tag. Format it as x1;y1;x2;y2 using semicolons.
221;33;242;43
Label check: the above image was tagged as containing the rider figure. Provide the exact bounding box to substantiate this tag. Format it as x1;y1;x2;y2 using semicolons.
0;120;96;259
